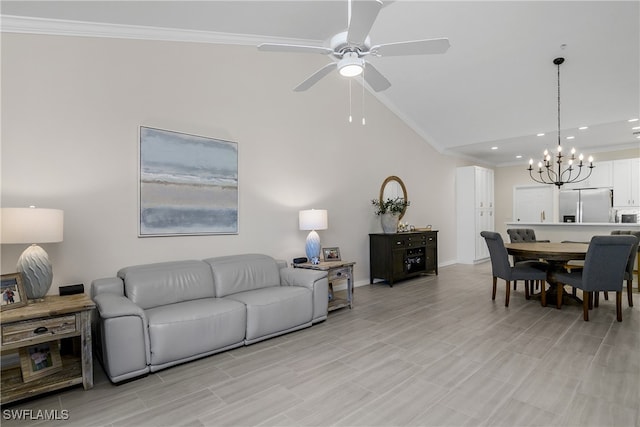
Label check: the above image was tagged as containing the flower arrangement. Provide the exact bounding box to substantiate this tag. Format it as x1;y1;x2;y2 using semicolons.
371;197;410;216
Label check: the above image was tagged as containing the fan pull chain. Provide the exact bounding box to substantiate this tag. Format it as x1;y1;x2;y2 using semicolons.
361;71;366;125
348;80;353;123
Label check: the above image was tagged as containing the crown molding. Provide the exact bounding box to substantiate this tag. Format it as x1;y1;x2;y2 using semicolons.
0;15;321;47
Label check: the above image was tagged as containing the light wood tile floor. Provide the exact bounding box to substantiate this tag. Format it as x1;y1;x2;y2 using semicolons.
3;262;639;427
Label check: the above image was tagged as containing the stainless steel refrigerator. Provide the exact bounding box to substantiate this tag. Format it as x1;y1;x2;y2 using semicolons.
559;188;613;223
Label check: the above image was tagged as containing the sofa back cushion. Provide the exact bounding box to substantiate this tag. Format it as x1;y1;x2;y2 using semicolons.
118;260;215;310
204;254;281;298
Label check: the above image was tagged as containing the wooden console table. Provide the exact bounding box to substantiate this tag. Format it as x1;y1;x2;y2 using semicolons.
370;231;438;286
294;261;355;311
1;294;95;404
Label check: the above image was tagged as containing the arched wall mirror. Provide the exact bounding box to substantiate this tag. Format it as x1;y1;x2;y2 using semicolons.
380;176;408;220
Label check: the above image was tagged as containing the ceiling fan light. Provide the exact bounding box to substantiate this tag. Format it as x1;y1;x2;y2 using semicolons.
339;64;363;77
338;53;364;77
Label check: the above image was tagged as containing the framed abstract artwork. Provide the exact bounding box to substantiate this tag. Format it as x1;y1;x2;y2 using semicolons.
139;126;238;236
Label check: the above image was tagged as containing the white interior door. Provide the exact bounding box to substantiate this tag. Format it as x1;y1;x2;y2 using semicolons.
513;186;554;223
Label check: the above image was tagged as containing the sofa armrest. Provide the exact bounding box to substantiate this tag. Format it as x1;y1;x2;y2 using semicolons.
280;268;329;323
280;267;327;289
91;277;125;299
94;293;146;320
93;293;150;383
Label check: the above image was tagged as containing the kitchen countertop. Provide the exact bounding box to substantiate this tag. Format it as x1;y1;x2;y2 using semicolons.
505;222;640;227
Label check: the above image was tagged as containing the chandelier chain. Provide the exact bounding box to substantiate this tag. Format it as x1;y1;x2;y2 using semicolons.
557;61;561;147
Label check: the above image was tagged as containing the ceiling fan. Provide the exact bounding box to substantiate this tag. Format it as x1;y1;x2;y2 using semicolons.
257;0;450;92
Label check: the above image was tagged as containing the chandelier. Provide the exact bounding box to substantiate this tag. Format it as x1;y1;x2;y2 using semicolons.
528;57;594;188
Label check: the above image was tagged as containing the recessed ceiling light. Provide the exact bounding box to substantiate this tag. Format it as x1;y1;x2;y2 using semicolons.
536;133;545;137
629;118;639;122
632;126;640;130
566;136;575;140
578;126;588;130
516;155;522;159
637;135;640;139
491;146;498;150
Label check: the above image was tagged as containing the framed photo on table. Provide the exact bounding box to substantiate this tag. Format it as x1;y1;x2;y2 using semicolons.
1;273;27;311
323;247;341;261
20;341;63;383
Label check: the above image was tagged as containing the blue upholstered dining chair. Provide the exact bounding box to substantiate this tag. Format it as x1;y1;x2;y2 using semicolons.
480;231;547;307
612;230;640;298
554;235;636;322
506;228;549;293
597;231;639;308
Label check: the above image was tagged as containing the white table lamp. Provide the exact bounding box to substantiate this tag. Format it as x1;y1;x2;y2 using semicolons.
1;207;64;300
299;209;328;264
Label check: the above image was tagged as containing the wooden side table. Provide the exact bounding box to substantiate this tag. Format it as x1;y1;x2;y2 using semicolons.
294;261;355;311
1;294;95;404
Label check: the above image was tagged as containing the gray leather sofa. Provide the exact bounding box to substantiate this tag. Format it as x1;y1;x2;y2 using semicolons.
91;254;328;383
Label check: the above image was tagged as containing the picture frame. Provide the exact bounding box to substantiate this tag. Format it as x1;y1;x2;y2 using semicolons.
139;126;239;237
1;273;27;311
19;341;63;383
323;247;341;261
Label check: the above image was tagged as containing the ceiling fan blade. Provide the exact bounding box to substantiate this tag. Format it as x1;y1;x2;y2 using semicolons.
258;43;334;55
293;63;336;92
371;38;450;57
363;62;391;92
347;0;383;46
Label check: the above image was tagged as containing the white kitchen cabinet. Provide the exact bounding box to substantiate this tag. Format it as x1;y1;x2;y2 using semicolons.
456;166;494;264
563;160;612;189
613;158;640;207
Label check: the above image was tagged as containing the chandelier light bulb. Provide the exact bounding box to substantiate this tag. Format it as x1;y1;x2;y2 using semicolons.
557;145;562;152
568;159;573;165
588;156;593;163
538;162;543;168
579;153;584;161
529;159;534;165
571;147;576;155
543;149;549;156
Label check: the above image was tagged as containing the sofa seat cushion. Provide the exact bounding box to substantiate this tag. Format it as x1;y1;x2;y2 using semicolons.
224;286;312;341
146;298;246;366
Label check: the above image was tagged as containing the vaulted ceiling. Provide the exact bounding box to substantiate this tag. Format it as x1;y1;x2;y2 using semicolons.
2;1;639;166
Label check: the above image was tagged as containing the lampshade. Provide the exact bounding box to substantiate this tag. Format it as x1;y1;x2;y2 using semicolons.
1;208;64;244
0;207;64;300
299;209;328;231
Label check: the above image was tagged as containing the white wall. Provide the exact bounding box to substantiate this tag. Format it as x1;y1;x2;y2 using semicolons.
1;33;467;293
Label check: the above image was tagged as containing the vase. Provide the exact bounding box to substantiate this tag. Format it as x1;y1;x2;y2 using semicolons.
380;213;400;234
17;244;53;300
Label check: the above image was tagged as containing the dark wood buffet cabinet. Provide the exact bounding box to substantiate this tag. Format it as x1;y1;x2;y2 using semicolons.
369;231;438;286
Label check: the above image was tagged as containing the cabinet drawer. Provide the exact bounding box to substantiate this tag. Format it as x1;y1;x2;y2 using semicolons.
328;267;351;282
2;315;77;345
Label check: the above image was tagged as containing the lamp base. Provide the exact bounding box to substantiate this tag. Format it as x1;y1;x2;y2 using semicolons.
17;244;53;300
305;230;321;265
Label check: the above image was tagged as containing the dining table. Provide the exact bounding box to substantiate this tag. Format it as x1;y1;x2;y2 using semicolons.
504;242;589;308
